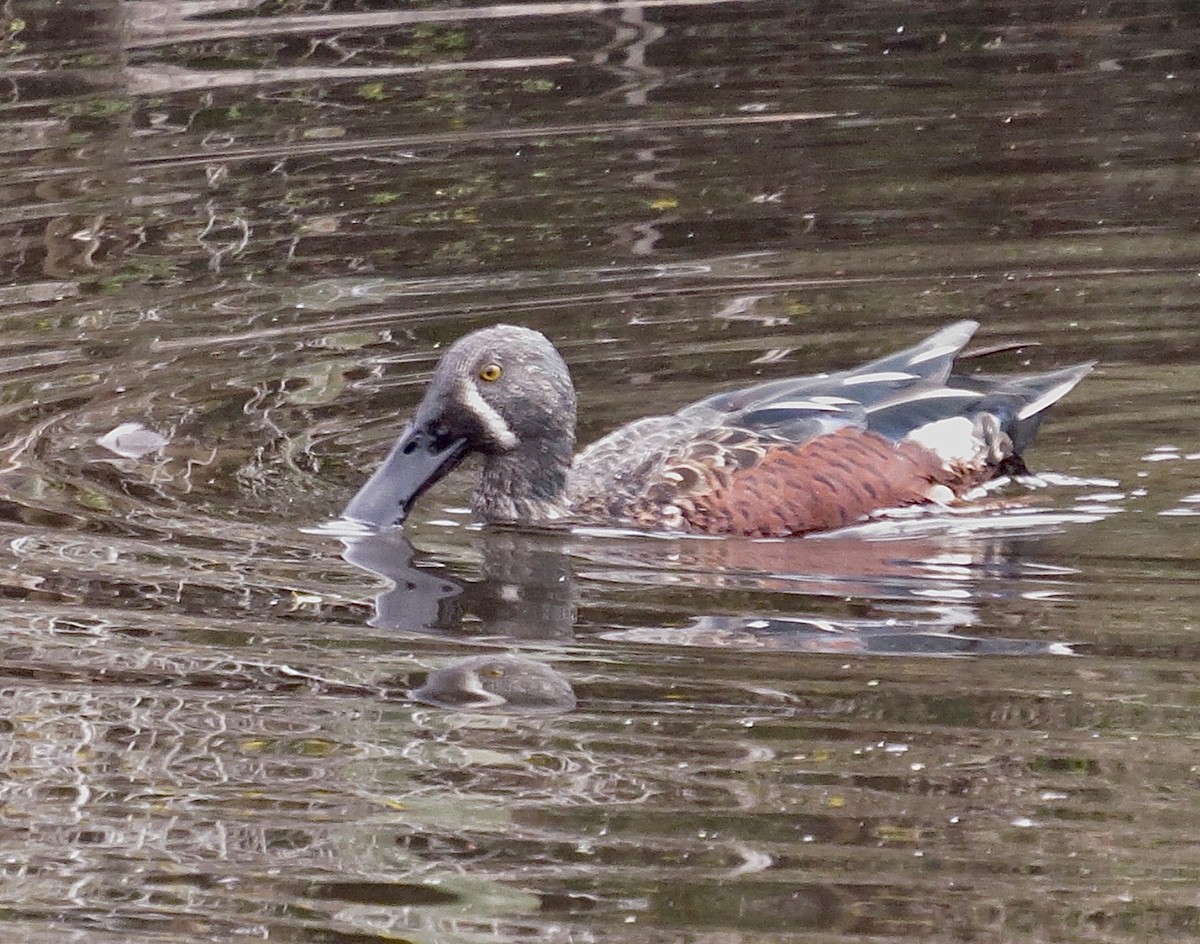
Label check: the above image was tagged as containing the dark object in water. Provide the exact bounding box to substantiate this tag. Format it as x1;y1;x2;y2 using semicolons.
410;655;576;713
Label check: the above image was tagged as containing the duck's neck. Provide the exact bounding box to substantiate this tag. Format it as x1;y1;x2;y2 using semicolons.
474;434;575;524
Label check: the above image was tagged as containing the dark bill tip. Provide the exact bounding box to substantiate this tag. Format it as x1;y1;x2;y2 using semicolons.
341;423;468;528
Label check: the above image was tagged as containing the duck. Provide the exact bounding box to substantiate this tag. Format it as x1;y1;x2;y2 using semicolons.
342;321;1091;537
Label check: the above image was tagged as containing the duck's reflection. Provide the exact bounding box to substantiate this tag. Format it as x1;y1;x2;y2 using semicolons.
467;529;576;640
600;614;1074;656
339;527;576;639
337;525;1076;656
340;528;465;632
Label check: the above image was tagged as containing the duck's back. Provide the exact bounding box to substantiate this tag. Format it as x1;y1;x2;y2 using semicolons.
566;322;1091;537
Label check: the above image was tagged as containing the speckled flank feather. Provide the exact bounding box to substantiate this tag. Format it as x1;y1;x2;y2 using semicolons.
574;426;979;537
343;321;1092;536
685;429;955;536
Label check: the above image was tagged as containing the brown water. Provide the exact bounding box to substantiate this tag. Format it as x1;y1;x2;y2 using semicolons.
2;1;1200;941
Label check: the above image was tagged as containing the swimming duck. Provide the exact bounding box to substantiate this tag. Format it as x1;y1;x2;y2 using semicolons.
343;321;1090;537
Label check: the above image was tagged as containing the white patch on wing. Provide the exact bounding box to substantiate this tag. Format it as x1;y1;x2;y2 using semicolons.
840;370;919;386
905;342;962;366
757;398;846;412
458;378;518;449
905;416;981;466
1017;378;1083;420
870;388;982;409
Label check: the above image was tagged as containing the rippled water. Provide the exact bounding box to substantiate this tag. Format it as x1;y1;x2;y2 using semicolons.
2;1;1200;941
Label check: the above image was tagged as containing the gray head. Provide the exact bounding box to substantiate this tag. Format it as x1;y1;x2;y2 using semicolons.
342;325;578;527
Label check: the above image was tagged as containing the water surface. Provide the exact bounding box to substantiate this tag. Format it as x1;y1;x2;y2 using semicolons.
2;1;1200;941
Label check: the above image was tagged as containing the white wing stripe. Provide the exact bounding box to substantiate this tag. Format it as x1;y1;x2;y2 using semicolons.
906;342;963;366
1017;378;1082;420
840;371;919;386
754;399;846;412
865;388;981;411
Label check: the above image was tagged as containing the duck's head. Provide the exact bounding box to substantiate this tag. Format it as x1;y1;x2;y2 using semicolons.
342;324;577;528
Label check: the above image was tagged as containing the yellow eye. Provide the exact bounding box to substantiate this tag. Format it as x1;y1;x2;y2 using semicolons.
479;363;503;382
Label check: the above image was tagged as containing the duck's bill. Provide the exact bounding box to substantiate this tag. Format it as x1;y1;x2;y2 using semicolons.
341;423;469;527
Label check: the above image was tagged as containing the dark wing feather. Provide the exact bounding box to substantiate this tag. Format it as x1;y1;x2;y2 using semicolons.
866;362;1094;453
685;320;979;416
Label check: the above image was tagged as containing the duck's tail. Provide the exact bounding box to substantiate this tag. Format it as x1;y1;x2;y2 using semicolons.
961;361;1094;457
